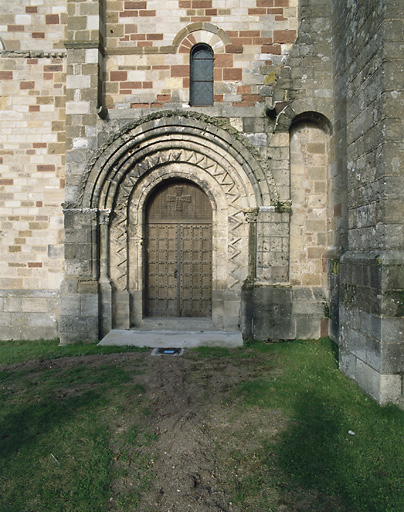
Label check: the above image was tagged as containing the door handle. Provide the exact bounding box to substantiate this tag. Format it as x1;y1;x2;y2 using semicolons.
174;269;178;278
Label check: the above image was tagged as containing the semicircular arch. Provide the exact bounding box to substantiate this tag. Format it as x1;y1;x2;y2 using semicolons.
172;23;231;52
80;111;278;210
109;148;250;294
274;103;333;134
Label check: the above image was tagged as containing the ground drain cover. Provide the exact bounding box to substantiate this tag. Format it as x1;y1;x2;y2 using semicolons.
151;347;184;356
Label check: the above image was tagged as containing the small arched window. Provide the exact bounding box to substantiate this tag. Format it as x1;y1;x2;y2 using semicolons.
190;43;214;106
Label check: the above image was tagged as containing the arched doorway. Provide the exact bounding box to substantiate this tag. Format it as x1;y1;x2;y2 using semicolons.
60;111;271;343
145;179;212;317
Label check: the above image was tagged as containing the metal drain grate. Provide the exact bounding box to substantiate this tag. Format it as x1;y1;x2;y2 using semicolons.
151;347;184;356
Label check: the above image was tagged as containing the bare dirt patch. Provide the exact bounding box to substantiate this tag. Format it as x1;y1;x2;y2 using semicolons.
1;349;346;512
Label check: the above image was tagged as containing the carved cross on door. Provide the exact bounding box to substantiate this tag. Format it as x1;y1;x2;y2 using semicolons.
166;186;192;212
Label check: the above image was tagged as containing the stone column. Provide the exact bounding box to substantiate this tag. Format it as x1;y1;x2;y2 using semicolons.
243;207;259;282
99;210;112;338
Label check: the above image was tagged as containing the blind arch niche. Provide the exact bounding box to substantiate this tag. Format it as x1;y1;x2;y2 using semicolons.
190;43;214;106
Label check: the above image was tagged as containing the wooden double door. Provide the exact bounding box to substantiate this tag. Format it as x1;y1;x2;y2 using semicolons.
145;180;212;317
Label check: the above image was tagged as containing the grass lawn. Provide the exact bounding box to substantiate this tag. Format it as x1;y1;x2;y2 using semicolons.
0;338;404;511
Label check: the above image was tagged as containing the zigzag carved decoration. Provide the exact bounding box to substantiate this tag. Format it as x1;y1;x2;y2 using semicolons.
109;147;248;292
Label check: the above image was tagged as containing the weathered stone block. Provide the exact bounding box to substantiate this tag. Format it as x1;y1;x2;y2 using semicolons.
60;295;81;316
81;295;99;317
78;281;98;294
242;283;295;340
28;313;57;328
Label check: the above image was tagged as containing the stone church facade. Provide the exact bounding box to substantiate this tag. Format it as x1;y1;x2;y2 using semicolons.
1;0;404;405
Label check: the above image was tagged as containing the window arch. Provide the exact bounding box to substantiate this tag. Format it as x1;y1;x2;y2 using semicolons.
190;43;214;106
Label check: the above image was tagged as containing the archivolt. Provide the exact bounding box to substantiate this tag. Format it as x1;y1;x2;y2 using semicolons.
109;146;252;291
172;22;231;52
274;104;333;134
78;111;277;295
79;111;278;209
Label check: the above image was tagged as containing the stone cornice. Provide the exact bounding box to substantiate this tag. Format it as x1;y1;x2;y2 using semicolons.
64;41;106;56
0;50;66;58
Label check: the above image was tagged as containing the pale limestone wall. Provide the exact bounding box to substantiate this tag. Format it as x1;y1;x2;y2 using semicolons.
0;0;66;51
104;0;299;108
289;122;329;288
0;1;66;339
0;55;66;289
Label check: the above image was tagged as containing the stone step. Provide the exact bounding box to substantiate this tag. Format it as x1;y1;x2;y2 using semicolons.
98;328;243;349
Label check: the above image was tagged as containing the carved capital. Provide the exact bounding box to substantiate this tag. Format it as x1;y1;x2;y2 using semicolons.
62;207;98;215
99;209;111;225
275;200;292;213
243;207;259;223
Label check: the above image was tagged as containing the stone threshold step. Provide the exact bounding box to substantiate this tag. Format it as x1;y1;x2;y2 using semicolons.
98;329;243;348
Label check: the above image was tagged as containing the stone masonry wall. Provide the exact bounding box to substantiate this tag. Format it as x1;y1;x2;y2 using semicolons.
0;1;67;340
290;121;328;289
246;0;334;342
103;0;299;108
0;0;66;51
334;0;404;404
3;0;404;406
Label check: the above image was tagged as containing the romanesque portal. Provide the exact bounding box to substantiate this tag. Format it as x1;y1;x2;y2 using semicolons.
60;113;280;341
